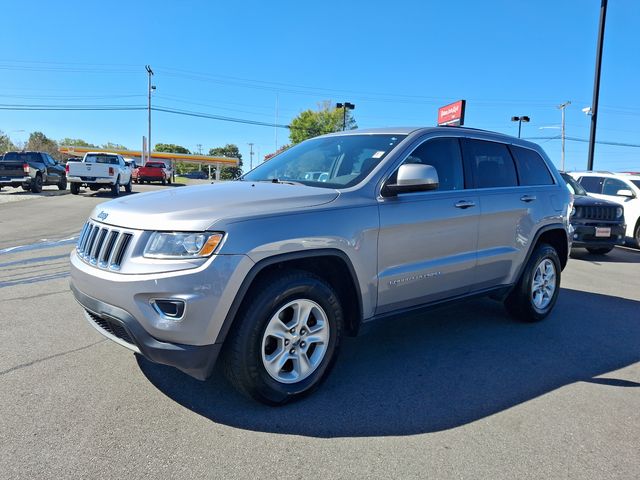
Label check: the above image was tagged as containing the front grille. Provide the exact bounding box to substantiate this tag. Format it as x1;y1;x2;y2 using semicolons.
576;205;617;221
76;221;134;270
86;310;136;347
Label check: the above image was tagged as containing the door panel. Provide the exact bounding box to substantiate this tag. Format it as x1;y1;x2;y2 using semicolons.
377;191;479;313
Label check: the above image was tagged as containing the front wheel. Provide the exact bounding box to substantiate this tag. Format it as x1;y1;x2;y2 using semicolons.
504;243;561;323
223;271;343;405
124;177;132;193
586;246;613;255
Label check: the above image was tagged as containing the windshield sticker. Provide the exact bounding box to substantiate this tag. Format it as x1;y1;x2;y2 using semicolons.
372;151;385;159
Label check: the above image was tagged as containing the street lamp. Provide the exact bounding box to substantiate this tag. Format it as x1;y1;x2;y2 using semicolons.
336;102;355;131
511;116;530;138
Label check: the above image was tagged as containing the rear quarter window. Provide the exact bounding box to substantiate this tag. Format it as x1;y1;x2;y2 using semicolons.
461;139;518;188
510;145;554;186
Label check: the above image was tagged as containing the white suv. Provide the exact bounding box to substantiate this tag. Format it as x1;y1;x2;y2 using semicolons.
569;171;640;247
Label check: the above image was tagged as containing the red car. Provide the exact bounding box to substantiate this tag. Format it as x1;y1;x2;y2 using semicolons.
133;161;171;185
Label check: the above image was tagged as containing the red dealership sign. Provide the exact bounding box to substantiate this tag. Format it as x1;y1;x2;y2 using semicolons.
437;100;466;126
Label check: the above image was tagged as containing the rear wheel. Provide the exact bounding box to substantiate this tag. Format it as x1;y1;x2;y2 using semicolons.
70;183;80;195
634;222;640;249
31;175;43;193
223;270;343;405
124;177;132;193
21;184;30;191
505;243;561;323
162;177;166;185
57;175;67;191
111;177;120;196
586;246;614;255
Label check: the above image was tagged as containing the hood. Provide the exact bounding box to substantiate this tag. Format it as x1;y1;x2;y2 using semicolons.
90;181;339;231
572;194;621;207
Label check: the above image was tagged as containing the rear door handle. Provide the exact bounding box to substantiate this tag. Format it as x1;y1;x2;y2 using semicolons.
455;200;476;209
520;195;537;202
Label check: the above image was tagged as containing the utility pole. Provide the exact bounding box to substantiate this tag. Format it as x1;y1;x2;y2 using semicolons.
557;101;571;171
196;144;203;155
587;0;608;171
248;143;254;170
145;65;154;165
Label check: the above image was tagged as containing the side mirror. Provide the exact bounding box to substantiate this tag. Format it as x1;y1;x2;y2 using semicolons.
616;189;635;198
383;164;439;196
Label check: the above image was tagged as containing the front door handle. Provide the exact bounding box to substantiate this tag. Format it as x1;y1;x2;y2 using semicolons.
455;200;476;209
520;195;537;202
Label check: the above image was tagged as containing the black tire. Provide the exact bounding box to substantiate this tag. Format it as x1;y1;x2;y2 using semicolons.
57;175;67;191
168;177;172;185
223;270;343;405
162;177;166;185
111;177;120;196
504;243;561;323
70;182;80;195
125;177;132;193
634;222;640;249
586;246;614;255
21;184;30;191
30;175;43;193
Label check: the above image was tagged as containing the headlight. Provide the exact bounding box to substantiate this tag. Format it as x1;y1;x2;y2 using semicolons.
616;207;623;218
143;232;224;259
570;206;576;217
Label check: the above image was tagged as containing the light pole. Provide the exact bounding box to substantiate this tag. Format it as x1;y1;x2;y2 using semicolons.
588;0;608;171
557;101;571;171
336;102;355;131
145;65;155;165
511;115;530;138
247;142;254;170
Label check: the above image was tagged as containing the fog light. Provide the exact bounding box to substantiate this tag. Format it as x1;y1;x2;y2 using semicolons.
152;299;185;319
573;233;579;239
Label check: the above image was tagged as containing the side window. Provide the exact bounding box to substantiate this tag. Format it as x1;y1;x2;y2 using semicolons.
398;137;464;191
602;178;629;196
461;139;518;188
578;176;604;194
510;145;554;186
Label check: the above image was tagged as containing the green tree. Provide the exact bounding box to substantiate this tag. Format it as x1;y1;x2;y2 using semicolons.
0;130;17;153
154;143;190;154
26;131;62;160
209;144;243;180
59;138;97;148
102;142;128;150
289;101;356;144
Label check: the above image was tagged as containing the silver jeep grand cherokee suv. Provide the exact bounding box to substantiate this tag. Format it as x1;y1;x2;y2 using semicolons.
70;127;571;405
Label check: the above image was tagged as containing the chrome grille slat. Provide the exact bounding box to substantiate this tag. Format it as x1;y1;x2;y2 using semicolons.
112;234;133;269
83;226;99;257
99;231;120;267
89;228;107;263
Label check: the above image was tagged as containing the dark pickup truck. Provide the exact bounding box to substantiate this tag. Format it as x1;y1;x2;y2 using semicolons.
0;151;67;193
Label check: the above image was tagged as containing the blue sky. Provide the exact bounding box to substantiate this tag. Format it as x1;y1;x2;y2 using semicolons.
1;0;638;172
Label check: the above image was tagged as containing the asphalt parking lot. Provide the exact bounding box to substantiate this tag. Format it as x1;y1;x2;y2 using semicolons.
1;184;638;479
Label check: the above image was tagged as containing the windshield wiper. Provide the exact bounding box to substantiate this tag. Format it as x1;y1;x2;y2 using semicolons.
255;178;303;185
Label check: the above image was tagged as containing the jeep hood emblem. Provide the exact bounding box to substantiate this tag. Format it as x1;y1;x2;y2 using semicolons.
97;211;109;221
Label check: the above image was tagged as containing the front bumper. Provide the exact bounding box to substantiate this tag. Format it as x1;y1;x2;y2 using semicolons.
71;283;221;380
570;222;626;248
69;248;254;379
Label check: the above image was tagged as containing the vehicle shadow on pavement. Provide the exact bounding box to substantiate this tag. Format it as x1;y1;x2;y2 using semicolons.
570;246;640;264
137;288;640;438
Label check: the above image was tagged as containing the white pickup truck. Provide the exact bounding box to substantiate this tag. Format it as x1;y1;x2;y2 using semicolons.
66;152;133;196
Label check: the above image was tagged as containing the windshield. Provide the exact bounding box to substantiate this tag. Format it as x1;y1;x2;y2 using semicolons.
85;154;119;165
561;173;587;196
243;134;406;189
631;180;640;190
